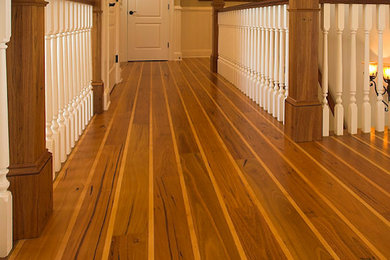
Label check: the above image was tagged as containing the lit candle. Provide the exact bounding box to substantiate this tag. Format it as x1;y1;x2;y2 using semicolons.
384;66;390;81
369;62;378;77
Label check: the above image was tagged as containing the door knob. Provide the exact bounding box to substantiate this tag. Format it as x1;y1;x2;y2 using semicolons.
129;10;135;15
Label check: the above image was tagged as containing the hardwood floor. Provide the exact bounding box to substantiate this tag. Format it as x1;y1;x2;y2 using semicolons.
7;58;390;260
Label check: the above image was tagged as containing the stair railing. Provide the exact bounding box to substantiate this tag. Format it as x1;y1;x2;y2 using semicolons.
45;0;94;176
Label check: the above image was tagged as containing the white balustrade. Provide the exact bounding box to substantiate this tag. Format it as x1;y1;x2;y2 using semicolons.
334;4;344;136
45;0;94;176
362;5;372;134
320;3;390;136
218;4;289;124
348;5;358;135
321;3;330;137
0;0;12;256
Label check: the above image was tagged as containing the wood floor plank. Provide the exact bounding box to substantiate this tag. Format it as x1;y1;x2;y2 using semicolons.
161;62;242;260
109;62;150;260
151;62;195;260
185;58;382;259
331;136;390;176
169;61;289;260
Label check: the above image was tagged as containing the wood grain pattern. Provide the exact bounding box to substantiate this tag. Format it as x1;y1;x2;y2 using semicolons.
8;59;390;259
6;0;53;240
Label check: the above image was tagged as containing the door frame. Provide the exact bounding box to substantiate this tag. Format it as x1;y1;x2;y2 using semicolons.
119;0;177;62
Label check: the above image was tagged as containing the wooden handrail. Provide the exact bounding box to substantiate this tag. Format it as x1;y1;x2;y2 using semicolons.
219;0;390;12
219;0;288;12
320;0;390;3
68;0;94;5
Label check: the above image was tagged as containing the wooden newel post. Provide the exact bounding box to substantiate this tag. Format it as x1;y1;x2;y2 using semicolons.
285;0;322;142
92;0;104;114
6;0;53;240
210;0;225;73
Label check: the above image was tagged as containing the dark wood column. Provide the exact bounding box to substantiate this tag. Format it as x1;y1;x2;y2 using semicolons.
92;0;104;114
285;0;322;142
210;0;225;73
6;0;53;240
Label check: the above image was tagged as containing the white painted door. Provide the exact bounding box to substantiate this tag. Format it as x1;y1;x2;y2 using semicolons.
127;0;169;61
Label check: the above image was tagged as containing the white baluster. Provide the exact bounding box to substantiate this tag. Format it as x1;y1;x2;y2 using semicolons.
71;2;79;142
63;0;71;155
82;5;88;130
76;4;83;138
321;3;330;136
277;5;287;122
376;5;385;132
256;8;261;105
241;9;245;93
51;0;61;172
272;5;280;117
67;1;75;148
249;8;255;100
348;5;358;134
267;6;274;114
283;6;289;124
362;5;372;133
45;0;54;159
0;0;12;256
260;7;265;108
245;9;250;96
87;6;93;121
57;0;67;163
334;4;344;136
240;10;245;93
263;7;269;109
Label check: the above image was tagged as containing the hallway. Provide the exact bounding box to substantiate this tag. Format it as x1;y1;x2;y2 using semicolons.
8;58;390;259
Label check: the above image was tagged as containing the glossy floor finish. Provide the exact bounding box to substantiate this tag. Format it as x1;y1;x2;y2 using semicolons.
8;58;390;260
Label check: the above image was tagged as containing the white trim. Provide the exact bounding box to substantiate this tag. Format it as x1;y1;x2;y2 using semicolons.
104;90;111;111
169;3;182;60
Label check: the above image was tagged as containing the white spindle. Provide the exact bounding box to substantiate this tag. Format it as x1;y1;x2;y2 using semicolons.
277;5;286;122
284;7;289;124
68;1;76;148
51;0;61;172
0;0;12;256
252;8;257;101
63;0;71;155
245;9;250;96
334;4;344;136
249;8;254;99
348;5;358;134
376;5;385;132
45;1;54;157
321;3;330;137
267;6;274;114
87;6;93;121
76;4;83;138
256;8;261;105
263;7;269;109
362;5;372;133
260;7;265;108
240;10;244;93
272;5;280;117
57;0;67;163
